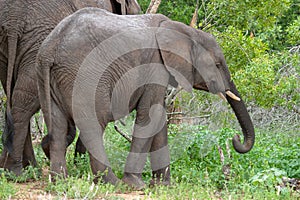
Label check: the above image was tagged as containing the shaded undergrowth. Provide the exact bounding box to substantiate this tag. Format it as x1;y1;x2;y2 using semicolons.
0;122;299;199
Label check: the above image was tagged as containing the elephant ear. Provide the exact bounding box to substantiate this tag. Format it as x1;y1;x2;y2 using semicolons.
115;0;126;14
156;20;194;92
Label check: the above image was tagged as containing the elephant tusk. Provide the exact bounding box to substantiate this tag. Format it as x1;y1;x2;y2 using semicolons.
226;91;241;101
218;92;227;102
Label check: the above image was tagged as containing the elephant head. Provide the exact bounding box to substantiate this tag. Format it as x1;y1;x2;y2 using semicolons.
156;20;255;153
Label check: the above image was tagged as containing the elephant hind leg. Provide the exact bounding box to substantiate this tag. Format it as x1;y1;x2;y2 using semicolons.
22;126;37;167
4;74;40;175
75;119;119;185
0;116;36;171
3;111;14;153
89;153;120;185
42;120;77;160
48;102;68;179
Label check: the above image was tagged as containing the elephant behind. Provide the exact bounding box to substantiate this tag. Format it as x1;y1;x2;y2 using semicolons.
37;8;255;189
0;0;140;175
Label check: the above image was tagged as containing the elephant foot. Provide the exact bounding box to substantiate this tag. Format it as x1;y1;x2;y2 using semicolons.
0;150;39;177
50;162;68;181
122;173;146;190
149;167;171;187
9;163;24;176
0;151;23;175
5;160;23;176
94;168;120;185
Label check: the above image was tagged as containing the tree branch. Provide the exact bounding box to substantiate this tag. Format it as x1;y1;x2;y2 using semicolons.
190;0;199;28
114;124;132;143
146;0;162;14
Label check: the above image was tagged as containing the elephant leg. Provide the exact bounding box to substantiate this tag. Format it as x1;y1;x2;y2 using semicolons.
149;124;170;186
42;121;77;160
89;152;120;185
122;136;153;189
41;134;51;160
5;74;39;175
22;129;37;167
49;102;68;179
123;86;167;189
77;125;119;185
0;114;36;169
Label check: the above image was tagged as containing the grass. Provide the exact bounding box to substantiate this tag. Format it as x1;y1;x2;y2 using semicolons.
0;122;299;199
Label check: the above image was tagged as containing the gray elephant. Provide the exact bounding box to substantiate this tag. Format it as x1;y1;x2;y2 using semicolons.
0;0;140;175
36;8;255;189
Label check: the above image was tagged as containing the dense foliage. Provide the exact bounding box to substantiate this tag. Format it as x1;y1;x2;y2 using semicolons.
140;0;300;109
1;124;299;199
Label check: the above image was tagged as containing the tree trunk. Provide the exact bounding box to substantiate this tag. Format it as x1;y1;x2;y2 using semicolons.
146;0;161;14
190;0;199;27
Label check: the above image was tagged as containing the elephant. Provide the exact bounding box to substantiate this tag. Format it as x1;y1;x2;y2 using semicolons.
36;8;255;189
0;0;141;175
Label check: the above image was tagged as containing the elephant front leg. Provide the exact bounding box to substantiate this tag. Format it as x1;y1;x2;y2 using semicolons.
123;136;152;190
123;104;167;189
149;124;170;186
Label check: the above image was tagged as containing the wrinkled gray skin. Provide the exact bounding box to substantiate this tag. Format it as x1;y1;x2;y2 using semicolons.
37;8;255;189
0;0;140;175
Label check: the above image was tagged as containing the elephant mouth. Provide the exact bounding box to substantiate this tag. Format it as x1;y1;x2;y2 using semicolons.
193;83;241;102
193;83;209;91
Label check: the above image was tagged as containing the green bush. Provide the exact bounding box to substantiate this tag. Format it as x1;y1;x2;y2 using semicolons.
286;16;300;46
0;173;16;199
168;124;300;185
138;0;300;109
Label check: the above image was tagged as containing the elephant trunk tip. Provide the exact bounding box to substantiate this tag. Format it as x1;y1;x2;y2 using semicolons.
232;134;254;154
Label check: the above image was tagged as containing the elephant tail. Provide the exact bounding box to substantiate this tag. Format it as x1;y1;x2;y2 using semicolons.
3;34;18;152
36;53;53;139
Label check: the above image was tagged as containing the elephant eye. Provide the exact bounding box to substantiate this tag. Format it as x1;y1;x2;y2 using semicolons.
216;63;221;68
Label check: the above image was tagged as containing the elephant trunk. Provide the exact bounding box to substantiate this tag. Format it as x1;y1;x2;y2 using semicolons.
226;81;255;153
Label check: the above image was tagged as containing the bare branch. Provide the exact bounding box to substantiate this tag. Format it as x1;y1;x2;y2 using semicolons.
34;114;44;137
167;111;185;116
190;0;199;27
217;145;224;164
114;124;132;143
168;115;211;121
165;86;183;106
226;139;231;159
289;45;300;53
146;0;162;14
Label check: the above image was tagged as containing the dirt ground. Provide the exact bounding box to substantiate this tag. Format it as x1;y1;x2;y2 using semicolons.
9;168;150;200
13;181;149;200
